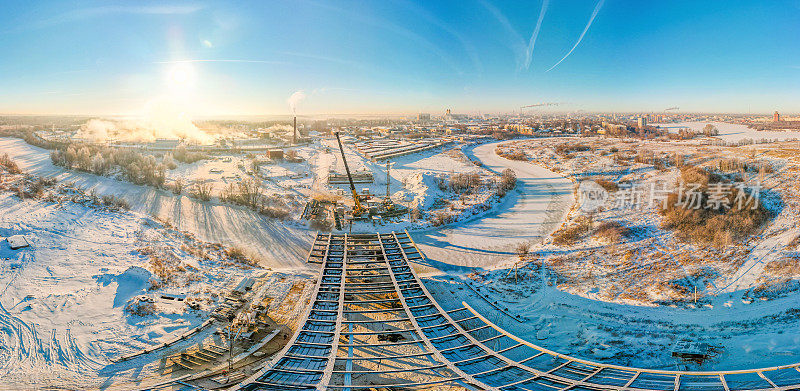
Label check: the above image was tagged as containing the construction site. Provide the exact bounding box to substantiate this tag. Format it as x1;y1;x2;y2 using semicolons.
141;232;800;391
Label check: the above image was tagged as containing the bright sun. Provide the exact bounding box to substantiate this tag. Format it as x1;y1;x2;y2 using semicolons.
167;63;195;89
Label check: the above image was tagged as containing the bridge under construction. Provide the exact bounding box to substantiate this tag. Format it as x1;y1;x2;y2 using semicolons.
236;232;800;391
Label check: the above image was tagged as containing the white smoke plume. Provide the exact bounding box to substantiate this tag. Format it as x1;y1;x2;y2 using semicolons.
287;90;306;114
77;98;214;145
265;124;294;136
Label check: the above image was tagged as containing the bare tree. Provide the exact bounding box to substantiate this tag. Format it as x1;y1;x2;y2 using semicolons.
171;178;184;195
190;179;213;201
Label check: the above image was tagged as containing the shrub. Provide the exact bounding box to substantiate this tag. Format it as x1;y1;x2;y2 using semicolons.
430;210;458;227
260;206;291;219
125;300;157;317
50;144;169;188
702;124;719;136
554;143;590;156
496;149;527;161
225;247;257;266
221;178;262;207
162;153;178;169
595;179;618;192
101;194;130;210
594;221;631;243
172;146;208;164
515;243;530;261
497;169;517;197
660;165;771;246
409;206;421;222
448;172;483;194
0;154;21;174
553;217;592;246
190;180;213;201
170;178;184;195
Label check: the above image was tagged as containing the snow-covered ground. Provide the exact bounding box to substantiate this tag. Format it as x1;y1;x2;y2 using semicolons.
654;121;800;142
427;272;800;371
318;136;481;202
5;132;800;382
0;137;313;271
411;140;575;272
419;136;800;371
0;192;285;388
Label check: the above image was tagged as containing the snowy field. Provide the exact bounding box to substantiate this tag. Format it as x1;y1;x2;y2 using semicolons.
654;121;800;142
4;132;800;383
418;136;800;371
317;137;481;202
0;137;313;271
427;273;800;371
0;192;305;388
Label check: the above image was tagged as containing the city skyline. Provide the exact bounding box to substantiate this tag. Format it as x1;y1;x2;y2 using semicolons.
2;0;799;116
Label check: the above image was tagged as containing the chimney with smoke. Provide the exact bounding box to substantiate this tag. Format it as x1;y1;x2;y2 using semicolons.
293;116;297;145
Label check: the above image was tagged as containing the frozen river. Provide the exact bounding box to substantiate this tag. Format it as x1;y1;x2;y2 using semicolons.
411;140;575;272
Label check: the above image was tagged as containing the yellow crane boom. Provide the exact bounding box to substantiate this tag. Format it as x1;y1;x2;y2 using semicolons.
333;132;364;216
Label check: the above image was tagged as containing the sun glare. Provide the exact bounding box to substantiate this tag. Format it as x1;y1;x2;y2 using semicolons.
166;62;195;90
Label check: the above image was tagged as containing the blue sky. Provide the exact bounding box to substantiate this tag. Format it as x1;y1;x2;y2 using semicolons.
1;0;799;115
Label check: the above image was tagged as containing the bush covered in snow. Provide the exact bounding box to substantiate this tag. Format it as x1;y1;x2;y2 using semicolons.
125;299;157;317
553;216;593;245
50;144;170;188
660;165;772;246
496;149;527;161
594;221;631;243
0;153;21;174
220;178;291;219
496;169;517;197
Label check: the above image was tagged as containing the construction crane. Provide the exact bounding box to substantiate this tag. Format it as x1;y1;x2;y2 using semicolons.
334;132;364;217
383;160;398;212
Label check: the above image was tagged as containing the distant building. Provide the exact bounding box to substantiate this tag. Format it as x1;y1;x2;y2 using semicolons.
774;111;781;122
417;113;431;121
637;117;647;129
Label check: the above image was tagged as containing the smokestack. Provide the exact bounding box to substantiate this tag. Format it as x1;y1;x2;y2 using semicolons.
293;116;297;145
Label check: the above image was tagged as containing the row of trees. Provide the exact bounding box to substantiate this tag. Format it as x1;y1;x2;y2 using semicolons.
220;178;291;219
435;168;517;197
47;142;292;220
50;144;175;187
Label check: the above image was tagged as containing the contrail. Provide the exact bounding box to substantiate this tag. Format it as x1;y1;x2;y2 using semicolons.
154;59;289;65
523;0;549;70
546;0;604;72
478;0;527;70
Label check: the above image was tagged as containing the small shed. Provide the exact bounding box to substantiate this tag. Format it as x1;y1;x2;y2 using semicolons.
7;235;29;250
267;149;284;160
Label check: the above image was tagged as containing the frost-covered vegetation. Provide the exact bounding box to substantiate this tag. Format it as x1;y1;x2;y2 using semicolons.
50;144;174;187
426;168;517;227
661;165;772;246
489;136;797;306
